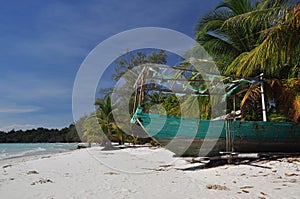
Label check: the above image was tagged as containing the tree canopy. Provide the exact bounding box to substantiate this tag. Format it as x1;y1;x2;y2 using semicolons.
195;0;300;121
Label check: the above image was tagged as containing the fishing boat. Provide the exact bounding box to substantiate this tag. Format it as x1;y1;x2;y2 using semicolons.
133;112;300;156
128;63;300;157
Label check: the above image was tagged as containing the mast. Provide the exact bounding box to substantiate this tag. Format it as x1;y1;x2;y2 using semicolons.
260;73;267;122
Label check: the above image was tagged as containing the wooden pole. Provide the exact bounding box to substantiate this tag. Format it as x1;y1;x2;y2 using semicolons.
260;73;267;122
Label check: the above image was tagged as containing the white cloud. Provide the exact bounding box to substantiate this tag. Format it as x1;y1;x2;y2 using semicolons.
0;107;40;114
0;124;38;132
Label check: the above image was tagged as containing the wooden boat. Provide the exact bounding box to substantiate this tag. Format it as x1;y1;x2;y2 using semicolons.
133;112;300;156
128;63;300;157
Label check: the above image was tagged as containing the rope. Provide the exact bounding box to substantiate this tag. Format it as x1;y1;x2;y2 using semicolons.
133;89;137;114
226;119;235;155
225;119;235;163
138;73;144;106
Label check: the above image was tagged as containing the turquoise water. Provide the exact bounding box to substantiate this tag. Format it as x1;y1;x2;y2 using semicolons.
0;143;78;160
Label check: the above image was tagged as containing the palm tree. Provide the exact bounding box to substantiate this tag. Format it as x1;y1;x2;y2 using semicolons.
95;94;115;147
196;0;299;121
222;1;300;121
82;113;104;144
225;2;300;78
195;0;257;72
196;0;298;77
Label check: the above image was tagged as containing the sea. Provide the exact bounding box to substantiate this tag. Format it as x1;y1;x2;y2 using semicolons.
0;143;78;160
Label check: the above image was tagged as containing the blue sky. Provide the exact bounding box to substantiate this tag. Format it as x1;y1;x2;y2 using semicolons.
0;0;222;131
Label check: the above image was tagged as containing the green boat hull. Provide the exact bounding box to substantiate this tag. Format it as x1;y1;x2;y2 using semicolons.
137;113;300;156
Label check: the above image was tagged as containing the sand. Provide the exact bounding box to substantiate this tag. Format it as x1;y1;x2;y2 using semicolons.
1;146;300;199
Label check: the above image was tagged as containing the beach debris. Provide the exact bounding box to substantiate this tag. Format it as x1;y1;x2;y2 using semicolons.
145;164;174;171
182;157;210;164
241;189;249;193
27;170;39;175
240;186;254;189
284;173;298;177
260;191;267;195
156;167;170;171
2;164;12;169
104;171;120;175
272;178;297;183
206;184;230;190
31;178;53;185
287;158;300;163
158;164;173;168
41;156;51;159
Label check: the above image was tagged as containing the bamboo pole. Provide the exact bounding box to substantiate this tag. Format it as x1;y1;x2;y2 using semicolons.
260;73;267;122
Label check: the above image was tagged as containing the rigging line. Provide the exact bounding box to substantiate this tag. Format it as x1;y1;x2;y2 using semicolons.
133;89;137;114
173;65;264;81
145;77;206;83
138;71;144;107
144;64;264;82
133;67;146;89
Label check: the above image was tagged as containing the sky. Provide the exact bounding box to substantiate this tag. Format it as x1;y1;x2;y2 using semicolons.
0;0;222;132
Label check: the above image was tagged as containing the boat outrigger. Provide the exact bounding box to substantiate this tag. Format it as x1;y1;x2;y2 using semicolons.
129;63;300;157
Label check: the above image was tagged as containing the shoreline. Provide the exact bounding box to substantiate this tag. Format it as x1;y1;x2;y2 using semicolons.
0;149;74;168
0;143;81;162
1;145;300;198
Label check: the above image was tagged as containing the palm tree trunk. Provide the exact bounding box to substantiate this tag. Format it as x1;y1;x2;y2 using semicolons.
106;122;112;147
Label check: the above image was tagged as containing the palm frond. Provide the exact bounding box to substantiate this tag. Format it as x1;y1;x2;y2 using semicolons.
216;0;254;14
226;7;300;77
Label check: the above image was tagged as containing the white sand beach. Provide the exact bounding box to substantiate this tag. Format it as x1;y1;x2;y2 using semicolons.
1;146;300;199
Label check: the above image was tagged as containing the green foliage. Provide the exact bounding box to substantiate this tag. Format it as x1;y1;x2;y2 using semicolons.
94;95;115;146
226;3;300;78
162;95;181;116
124;134;151;145
150;139;160;147
196;0;300;121
195;0;258;72
0;124;81;143
268;113;288;122
196;0;299;78
82;113;104;143
112;50;167;81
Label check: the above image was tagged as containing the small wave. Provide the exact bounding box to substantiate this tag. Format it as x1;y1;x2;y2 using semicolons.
0;147;47;160
0;153;8;160
23;147;46;154
0;144;76;160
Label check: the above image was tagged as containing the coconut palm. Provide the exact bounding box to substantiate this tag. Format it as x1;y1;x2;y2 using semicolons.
222;1;300;121
196;0;298;77
95;94;115;147
195;0;257;72
226;2;300;78
196;0;299;121
82;113;104;144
